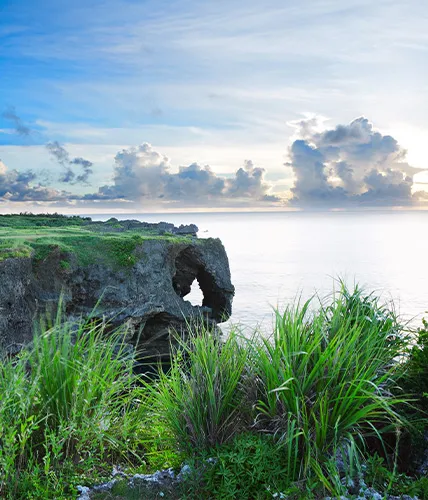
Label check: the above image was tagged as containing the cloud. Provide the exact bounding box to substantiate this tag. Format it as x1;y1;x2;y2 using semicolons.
165;163;225;201
2;107;31;136
413;190;428;202
70;157;93;183
1;123;426;209
46;141;93;184
225;160;275;199
46;141;70;166
91;143;278;205
2;108;93;184
2;142;278;207
360;168;413;203
287;116;426;206
150;107;163;118
0;159;69;202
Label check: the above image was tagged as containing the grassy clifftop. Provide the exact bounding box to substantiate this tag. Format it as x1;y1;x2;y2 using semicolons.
0;214;192;267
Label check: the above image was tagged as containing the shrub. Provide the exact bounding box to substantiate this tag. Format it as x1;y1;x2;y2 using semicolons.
401;317;428;412
181;433;290;500
247;285;407;494
0;283;415;499
393;317;428;472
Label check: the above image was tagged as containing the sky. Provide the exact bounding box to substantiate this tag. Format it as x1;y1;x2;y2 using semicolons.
1;0;428;212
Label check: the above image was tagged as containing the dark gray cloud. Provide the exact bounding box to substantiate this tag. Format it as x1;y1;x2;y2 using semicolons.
46;141;93;184
70;157;93;183
0;159;69;202
91;143;277;205
287;117;426;206
46;141;70;166
360;169;413;204
2;107;31;136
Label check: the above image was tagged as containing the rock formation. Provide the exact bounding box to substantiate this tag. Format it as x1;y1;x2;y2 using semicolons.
0;220;234;365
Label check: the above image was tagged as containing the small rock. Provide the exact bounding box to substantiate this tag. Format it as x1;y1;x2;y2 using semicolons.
92;479;117;492
362;488;383;500
130;467;176;487
177;464;192;480
76;485;91;500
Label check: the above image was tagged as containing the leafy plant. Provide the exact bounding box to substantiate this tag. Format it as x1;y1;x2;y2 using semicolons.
181;433;290;500
0;282;419;499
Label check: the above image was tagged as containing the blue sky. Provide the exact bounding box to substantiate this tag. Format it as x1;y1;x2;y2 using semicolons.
1;0;427;211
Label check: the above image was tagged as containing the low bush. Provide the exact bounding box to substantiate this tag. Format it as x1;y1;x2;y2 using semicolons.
391;316;428;473
181;433;290;500
151;285;409;496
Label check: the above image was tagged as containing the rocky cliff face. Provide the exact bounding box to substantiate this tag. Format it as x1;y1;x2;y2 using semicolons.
0;225;234;364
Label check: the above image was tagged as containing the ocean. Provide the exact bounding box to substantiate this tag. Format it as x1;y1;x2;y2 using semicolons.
90;210;428;330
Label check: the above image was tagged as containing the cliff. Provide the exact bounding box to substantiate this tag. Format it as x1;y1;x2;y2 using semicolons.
0;216;235;362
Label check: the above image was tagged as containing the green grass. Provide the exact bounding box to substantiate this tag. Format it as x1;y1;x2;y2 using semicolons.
0;223;191;266
149;284;411;497
0;213;89;228
149;325;249;453
400;317;428;412
0;314;152;499
1;283;427;499
246;285;407;493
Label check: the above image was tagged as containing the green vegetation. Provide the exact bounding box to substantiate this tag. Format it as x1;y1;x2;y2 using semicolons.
400;317;428;413
0;214;191;267
253;285;407;488
151;327;249;452
0;212;89;228
362;454;428;497
150;285;411;498
0;315;151;499
182;433;292;499
1;283;428;499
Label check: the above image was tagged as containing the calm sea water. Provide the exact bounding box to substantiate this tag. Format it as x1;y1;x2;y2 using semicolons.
89;211;428;330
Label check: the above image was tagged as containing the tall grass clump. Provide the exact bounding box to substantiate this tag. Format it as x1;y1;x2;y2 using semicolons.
151;326;249;453
247;285;407;494
0;315;147;499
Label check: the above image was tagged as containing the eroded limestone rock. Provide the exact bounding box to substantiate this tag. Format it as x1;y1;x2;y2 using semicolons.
0;223;234;364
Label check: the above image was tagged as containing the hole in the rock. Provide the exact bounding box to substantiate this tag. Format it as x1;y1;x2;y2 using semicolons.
173;247;229;319
186;278;204;306
173;248;207;308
